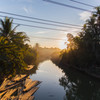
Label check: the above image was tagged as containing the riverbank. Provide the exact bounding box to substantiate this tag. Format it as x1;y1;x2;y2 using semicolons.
51;54;100;80
59;62;100;80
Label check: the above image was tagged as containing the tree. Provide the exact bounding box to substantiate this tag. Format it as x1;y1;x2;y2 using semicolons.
0;36;27;80
0;17;29;46
0;17;37;81
60;6;100;72
35;43;40;49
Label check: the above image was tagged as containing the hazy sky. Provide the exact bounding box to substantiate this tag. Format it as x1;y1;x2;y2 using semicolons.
0;0;100;49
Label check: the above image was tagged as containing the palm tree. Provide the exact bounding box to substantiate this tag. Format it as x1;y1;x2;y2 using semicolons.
0;17;29;79
93;7;100;24
0;17;29;45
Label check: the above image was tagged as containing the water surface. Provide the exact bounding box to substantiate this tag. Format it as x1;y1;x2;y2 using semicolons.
30;60;100;100
30;60;65;100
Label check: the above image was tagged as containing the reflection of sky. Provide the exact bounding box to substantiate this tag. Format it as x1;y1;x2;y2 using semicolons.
30;60;100;100
30;60;65;81
0;0;100;48
30;60;65;100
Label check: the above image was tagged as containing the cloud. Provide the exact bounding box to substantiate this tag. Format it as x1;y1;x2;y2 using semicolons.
23;6;32;14
36;31;47;34
79;11;91;21
23;7;29;13
56;27;81;36
65;28;81;36
32;31;51;35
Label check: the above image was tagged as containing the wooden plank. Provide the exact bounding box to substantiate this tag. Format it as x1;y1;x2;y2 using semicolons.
0;75;29;92
0;91;7;98
23;81;40;92
26;65;34;70
0;79;10;90
17;86;24;96
10;96;19;100
24;79;32;87
12;75;29;82
28;96;34;100
1;88;17;100
10;96;16;99
6;81;15;86
21;87;39;100
0;75;40;100
0;81;22;92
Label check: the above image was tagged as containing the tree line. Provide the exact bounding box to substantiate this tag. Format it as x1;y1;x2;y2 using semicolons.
60;6;100;76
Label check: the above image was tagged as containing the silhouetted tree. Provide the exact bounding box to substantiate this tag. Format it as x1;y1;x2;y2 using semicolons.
60;6;100;74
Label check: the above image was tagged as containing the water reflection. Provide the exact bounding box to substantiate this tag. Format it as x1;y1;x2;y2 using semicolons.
30;60;65;100
3;60;100;100
30;60;100;100
59;68;100;100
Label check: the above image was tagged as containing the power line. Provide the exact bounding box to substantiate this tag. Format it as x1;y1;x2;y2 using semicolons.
30;36;66;41
69;0;95;8
13;22;68;31
0;15;82;29
43;0;92;12
0;11;82;27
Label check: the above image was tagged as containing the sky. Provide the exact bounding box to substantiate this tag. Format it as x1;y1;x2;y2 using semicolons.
0;0;100;49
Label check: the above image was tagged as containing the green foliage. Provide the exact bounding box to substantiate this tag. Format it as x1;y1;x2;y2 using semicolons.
0;37;27;80
24;47;37;65
0;17;37;80
60;6;100;74
0;17;29;46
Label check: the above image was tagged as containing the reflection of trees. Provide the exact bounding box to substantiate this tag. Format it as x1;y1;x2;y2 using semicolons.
59;68;100;100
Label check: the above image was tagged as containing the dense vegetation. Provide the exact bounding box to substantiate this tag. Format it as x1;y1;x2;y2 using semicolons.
60;7;100;76
0;17;37;81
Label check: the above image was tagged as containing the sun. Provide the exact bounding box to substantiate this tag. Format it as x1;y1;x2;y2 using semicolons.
59;40;67;50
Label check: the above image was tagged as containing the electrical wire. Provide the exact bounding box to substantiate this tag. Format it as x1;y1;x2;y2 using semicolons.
43;0;92;12
0;15;82;29
69;0;95;8
13;22;68;31
0;11;82;27
30;36;66;41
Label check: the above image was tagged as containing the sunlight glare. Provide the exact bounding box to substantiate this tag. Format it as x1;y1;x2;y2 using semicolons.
60;40;67;50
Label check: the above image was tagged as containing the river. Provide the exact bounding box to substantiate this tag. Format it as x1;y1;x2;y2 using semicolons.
30;60;100;100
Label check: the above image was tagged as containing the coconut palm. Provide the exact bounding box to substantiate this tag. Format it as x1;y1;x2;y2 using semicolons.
0;17;29;45
0;17;37;80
